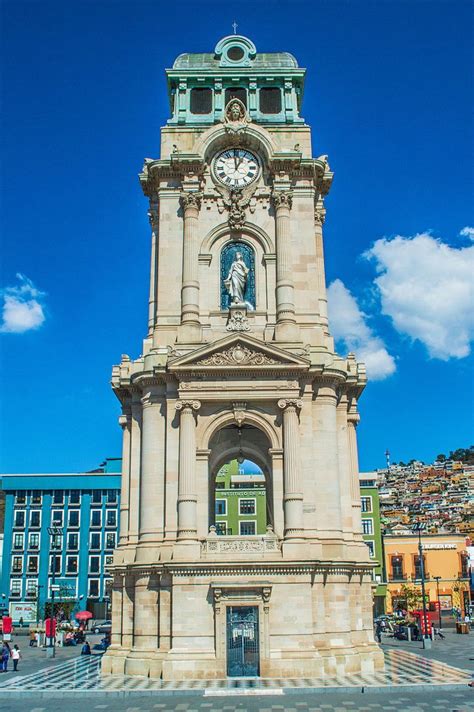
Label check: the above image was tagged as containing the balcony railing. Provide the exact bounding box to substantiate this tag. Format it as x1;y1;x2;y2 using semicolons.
458;571;470;579
388;573;407;582
412;573;431;581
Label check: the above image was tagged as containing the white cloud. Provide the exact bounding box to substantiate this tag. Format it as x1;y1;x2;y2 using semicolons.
365;233;474;360
0;274;46;334
460;226;474;241
327;279;396;380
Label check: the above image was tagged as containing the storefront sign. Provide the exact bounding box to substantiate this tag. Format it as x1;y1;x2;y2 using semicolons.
9;603;37;623
423;543;457;550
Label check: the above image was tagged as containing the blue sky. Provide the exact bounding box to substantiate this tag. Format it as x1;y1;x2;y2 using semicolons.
1;0;472;473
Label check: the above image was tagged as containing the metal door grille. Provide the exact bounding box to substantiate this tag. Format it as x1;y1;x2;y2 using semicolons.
226;606;259;677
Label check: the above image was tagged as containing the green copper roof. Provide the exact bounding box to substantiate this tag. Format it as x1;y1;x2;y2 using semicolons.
173;52;298;70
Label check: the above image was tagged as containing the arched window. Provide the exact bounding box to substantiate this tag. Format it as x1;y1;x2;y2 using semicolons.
220;241;255;310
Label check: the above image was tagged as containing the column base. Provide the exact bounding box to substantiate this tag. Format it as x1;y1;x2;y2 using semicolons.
177;322;202;343
275;321;300;342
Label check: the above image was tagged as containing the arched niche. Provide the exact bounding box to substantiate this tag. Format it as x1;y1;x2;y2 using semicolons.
208;424;274;535
220;241;255;310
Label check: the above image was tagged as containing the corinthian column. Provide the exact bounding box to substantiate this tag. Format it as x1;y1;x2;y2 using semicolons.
314;197;329;335
178;192;202;343
175;400;201;540
139;389;165;543
272;191;299;341
278;399;304;538
118;408;131;546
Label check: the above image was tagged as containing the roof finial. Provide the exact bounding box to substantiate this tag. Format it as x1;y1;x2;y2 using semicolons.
232;21;238;35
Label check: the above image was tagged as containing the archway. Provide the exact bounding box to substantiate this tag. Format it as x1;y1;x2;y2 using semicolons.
208;424;273;535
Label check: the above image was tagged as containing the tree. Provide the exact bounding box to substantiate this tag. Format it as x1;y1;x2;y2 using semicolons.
436;453;446;462
399;584;424;611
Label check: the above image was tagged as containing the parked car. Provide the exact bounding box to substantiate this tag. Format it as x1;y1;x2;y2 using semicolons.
92;620;112;634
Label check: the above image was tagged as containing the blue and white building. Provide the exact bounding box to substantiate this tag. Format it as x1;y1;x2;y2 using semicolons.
0;459;121;622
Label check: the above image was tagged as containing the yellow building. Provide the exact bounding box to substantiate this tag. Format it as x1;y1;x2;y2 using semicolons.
384;533;471;619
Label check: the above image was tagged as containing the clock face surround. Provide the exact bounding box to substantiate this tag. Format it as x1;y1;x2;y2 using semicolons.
213;148;260;189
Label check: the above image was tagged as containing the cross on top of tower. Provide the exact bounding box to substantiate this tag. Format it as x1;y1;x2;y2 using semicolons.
232;21;238;34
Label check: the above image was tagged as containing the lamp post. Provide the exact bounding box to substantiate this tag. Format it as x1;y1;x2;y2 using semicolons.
46;526;63;657
433;576;442;630
413;522;431;649
35;584;44;625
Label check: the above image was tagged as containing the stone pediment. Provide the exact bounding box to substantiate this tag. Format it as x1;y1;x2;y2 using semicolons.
168;334;310;373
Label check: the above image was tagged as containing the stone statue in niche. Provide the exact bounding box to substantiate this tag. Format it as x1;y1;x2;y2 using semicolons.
224;252;249;304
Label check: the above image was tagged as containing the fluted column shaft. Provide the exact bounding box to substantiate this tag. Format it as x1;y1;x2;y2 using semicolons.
313;382;342;533
348;402;363;534
127;396;142;546
118;409;131;546
278;399;304;538
336;392;354;534
314;199;329;334
179;192;202;341
175;400;201;540
273;192;297;341
139;390;164;542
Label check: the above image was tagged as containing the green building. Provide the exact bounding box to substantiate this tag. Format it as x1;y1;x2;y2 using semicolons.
214;459;267;536
359;472;386;616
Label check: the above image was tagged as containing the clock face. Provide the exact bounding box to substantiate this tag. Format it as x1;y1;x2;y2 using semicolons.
213;149;260;189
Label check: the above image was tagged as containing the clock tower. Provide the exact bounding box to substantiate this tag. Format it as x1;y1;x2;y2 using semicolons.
102;34;383;680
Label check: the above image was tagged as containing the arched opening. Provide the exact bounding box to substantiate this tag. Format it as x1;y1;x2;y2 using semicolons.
220;241;256;311
208;424;273;535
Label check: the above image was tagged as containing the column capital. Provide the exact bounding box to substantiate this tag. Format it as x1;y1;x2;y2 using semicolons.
140;391;162;408
147;197;159;228
175;399;201;412
180;191;202;212
118;413;131;429
272;190;292;210
278;398;302;411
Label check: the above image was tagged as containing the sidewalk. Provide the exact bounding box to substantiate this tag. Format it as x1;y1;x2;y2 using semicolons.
0;633;103;678
380;628;473;671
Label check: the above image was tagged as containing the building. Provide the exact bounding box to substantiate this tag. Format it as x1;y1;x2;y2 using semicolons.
214;459;267;536
103;33;382;680
384;532;471;619
0;459;121;622
359;472;386;616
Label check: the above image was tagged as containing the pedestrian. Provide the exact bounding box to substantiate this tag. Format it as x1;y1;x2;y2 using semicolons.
35;630;41;648
433;626;445;640
29;630;36;647
81;640;91;656
1;642;11;672
11;645;21;672
375;620;383;644
19;617;24;628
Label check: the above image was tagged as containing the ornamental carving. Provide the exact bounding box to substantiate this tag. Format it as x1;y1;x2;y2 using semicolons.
175;400;201;412
278;398;303;411
226;306;250;332
232;401;247;426
201;538;280;554
197;344;277;367
180;192;202;211
272;191;293;210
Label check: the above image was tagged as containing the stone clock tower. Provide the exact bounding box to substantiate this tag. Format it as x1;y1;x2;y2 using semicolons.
102;34;383;680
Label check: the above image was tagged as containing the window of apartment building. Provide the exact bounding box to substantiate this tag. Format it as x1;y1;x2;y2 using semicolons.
30;510;41;528
51;533;62;550
107;489;117;504
27;555;39;573
25;579;38;597
215;499;226;516
460;554;469;577
365;541;375;558
15;492;26;505
14;510;25;528
68;510;80;528
239;521;256;536
91;490;102;505
88;579;100;597
360;496;372;513
69;490;80;505
90;510;102;528
90;532;101;550
29;533;40;549
362;519;373;535
13;533;24;550
10;579;22;597
391;555;404;579
413;555;426;579
360;480;376;487
239;499;256;515
104;578;112;598
53;490;64;504
67;533;79;550
105;532;116;550
106;510;117;527
225;87;247;108
11;556;23;573
215;522;229;535
105;555;114;566
259;87;282;114
66;555;78;574
49;554;61;575
31;492;42;504
51;510;63;527
190;87;213;115
89;556;100;573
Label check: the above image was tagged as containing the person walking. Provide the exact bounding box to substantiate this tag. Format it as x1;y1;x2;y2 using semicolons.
29;630;36;647
375;620;383;644
80;640;91;656
11;645;21;672
1;642;11;672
